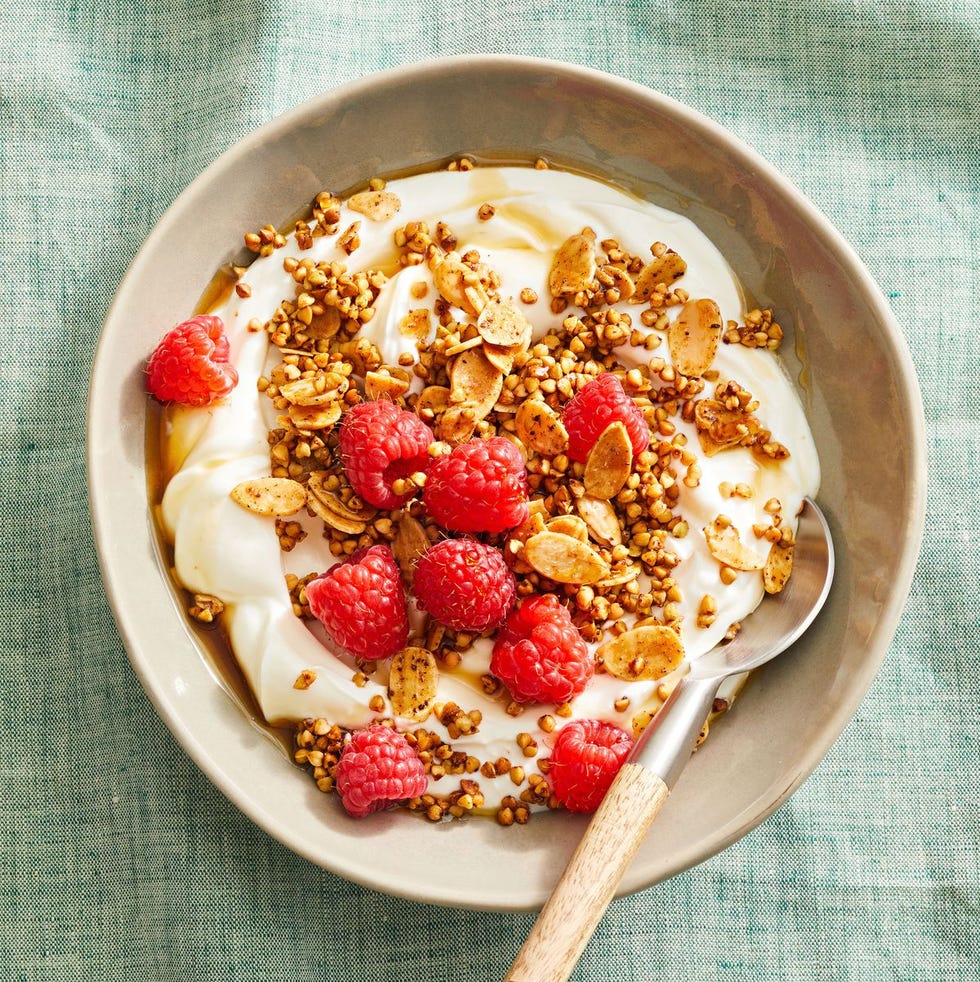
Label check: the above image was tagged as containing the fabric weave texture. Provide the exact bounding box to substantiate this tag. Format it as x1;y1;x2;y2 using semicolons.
1;2;977;980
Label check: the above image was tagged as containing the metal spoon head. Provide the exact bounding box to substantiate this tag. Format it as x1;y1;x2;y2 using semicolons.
690;495;835;682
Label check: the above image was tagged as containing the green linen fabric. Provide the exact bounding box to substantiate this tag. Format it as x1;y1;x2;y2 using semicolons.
1;1;977;980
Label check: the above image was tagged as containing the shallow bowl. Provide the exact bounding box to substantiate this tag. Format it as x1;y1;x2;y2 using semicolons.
88;55;926;910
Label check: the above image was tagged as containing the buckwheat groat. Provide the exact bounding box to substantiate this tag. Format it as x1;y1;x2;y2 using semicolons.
151;161;819;821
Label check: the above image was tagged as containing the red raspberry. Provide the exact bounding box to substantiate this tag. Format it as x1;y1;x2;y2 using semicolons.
561;373;651;462
339;400;434;510
490;594;593;703
413;539;516;633
145;314;238;406
548;719;633;812
423;437;528;533
334;725;428;818
305;545;408;661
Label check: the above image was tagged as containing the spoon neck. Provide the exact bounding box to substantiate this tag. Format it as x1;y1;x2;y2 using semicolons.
628;674;721;789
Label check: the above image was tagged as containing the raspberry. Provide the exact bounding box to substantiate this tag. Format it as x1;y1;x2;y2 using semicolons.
413;539;516;633
305;545;408;661
547;719;633;813
334;725;428;818
145;314;238;406
423;437;529;533
561;373;651;462
489;594;593;703
339;400;434;510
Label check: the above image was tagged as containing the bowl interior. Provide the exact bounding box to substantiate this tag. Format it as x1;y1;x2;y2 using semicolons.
88;56;925;910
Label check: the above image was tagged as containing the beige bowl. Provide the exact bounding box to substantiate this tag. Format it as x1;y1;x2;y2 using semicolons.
88;55;926;910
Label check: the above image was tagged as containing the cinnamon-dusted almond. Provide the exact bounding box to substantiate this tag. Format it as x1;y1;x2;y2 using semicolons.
414;385;451;422
287;401;343;431
763;540;794;594
388;646;439;721
347;189;401;222
595;563;641;588
436;404;478;445
630;251;688;303
548;227;597;297
365;368;411;401
703;517;766;571
596;625;684;682
601;264;635;301
278;372;348;406
546;515;590;542
668;298;722;377
399;308;432;340
477;296;533;347
391;511;431;584
524;530;609;584
515;399;569;456
307;473;377;522
449;348;503;419
574;494;623;546
482;342;519;374
693;398;760;456
583;421;633;499
230;477;306;517
434;252;490;316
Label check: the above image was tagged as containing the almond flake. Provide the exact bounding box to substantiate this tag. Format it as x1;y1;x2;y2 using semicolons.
583;421;633;499
230;477;306;517
477;297;533;347
515;399;570;456
763;540;794;594
574;494;623;546
524;530;609;584
693;398;760;456
287;402;343;431
449;348;503;419
668;298;722;377
548;227;597;297
388;646;439;721
482;342;519;374
278;373;348;406
596;625;685;682
365;368;411;401
545;515;590;542
347;190;401;222
703;518;766;571
436;404;478;445
434;252;490;316
414;385;451;421
391;511;430;585
630;251;687;303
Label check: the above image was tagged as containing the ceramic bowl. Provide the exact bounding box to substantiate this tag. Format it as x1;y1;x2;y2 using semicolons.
88;55;926;910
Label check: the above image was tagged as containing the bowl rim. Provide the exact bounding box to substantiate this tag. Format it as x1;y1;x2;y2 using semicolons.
87;52;927;908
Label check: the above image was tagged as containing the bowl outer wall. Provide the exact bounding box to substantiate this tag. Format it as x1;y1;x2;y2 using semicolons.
87;55;926;911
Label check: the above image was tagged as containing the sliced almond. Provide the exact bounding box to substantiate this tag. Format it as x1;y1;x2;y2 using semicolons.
436;404;478;445
482;342;518;374
307;473;377;522
434;252;490;316
597;625;685;682
443;334;484;358
515;399;570;457
574;495;623;547
524;530;609;584
668;298;722;378
365;368;411;401
477;297;533;347
347;190;401;222
595;563;641;588
287;402;343;430
230;477;307;517
306;305;342;340
548;227;597;297
630;251;688;303
449;348;503;419
399;308;432;341
703;518;766;571
601;265;635;301
388;646;439;721
415;385;451;422
391;511;431;584
278;373;348;406
693;398;759;456
763;540;794;594
583;421;633;499
546;515;590;542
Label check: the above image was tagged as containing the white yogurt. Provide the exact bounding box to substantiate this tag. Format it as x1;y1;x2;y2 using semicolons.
159;166;819;779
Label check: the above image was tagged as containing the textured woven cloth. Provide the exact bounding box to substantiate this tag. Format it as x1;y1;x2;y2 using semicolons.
2;2;977;980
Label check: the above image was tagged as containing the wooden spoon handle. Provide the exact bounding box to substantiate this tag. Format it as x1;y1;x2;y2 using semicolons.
505;764;668;982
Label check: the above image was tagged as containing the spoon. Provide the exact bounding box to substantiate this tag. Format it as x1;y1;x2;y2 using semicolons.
505;496;835;982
